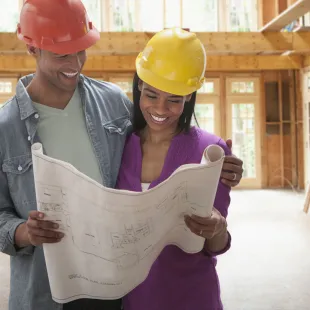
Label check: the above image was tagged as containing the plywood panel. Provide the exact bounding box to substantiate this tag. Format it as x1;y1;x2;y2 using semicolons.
283;134;293;185
266;134;282;187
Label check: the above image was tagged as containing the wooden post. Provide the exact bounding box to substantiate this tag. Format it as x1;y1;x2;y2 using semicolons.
278;72;285;187
304;185;310;213
261;72;268;188
289;70;298;187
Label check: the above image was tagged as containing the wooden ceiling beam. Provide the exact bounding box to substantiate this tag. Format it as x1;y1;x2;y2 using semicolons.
260;0;310;32
1;32;310;55
0;54;302;73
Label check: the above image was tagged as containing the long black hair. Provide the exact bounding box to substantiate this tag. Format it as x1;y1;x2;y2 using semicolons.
132;72;198;133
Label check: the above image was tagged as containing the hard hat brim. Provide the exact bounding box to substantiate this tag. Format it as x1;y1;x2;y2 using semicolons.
20;27;100;55
136;54;199;97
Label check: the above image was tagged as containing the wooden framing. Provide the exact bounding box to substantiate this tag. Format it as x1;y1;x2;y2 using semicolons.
289;70;298;186
260;73;268;188
278;72;285;187
304;185;310;213
0;54;303;74
1;32;310;56
260;0;310;31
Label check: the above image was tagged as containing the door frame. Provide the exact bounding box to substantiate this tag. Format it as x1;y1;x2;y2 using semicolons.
226;77;262;188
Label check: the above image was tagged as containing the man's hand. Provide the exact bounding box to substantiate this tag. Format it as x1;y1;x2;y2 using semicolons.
221;139;243;187
15;211;64;248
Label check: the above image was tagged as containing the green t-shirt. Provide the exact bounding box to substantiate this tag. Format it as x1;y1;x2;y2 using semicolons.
32;88;102;184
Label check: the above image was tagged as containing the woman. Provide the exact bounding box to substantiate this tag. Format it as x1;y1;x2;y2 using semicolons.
116;28;237;310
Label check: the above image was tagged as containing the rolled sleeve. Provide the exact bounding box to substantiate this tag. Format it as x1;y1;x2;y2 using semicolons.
0;162;34;256
203;231;232;257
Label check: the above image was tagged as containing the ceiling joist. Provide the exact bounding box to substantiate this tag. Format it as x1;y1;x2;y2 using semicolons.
260;0;310;32
0;32;310;56
0;54;302;73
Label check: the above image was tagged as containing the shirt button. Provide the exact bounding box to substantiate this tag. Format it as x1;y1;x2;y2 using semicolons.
27;136;31;141
117;128;122;133
18;165;23;171
34;113;39;119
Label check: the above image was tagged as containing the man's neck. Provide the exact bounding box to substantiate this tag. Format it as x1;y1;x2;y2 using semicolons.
26;74;76;110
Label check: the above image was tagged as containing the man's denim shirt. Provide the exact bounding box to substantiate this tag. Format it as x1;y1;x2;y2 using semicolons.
0;74;133;310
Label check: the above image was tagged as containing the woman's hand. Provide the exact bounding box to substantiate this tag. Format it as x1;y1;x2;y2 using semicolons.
221;139;243;187
184;208;227;239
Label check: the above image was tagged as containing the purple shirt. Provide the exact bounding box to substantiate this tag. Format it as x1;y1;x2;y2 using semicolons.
116;127;232;310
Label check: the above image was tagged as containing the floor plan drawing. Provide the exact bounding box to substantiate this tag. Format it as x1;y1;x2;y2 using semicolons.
31;142;224;303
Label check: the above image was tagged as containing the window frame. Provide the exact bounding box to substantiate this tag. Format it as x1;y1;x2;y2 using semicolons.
82;0;258;32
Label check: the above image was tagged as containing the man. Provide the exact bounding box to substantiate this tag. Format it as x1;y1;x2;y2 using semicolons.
0;0;243;310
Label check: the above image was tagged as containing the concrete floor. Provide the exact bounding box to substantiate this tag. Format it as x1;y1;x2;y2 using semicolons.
0;189;310;310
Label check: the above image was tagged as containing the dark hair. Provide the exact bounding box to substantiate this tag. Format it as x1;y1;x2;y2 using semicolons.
132;72;198;133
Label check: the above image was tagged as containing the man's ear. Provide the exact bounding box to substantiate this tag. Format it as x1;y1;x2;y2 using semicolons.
26;45;40;58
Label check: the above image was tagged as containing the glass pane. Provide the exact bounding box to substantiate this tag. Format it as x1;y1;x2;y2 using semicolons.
140;0;164;31
81;0;102;30
197;82;215;94
111;0;135;31
112;80;133;93
182;0;218;31
228;0;257;31
231;103;256;178
231;81;254;93
0;81;13;94
165;0;181;28
0;0;19;32
192;104;214;133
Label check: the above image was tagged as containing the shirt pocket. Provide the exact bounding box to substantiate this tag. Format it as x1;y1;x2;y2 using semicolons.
2;154;36;212
102;115;132;136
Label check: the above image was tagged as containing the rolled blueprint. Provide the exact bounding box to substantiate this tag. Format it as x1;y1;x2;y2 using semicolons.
31;142;225;303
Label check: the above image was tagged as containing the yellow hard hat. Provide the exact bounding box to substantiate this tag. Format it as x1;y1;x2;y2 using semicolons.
136;27;206;96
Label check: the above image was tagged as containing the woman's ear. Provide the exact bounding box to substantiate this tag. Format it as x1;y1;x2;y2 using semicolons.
138;80;143;92
185;93;193;102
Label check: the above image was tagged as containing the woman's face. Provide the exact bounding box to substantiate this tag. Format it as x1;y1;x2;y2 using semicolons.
139;81;192;133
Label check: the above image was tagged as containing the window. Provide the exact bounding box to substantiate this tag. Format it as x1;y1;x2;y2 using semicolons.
231;103;256;177
182;0;218;31
231;81;255;93
0;0;20;32
81;0;258;32
193;104;215;133
227;0;257;31
197;81;215;94
165;0;181;28
0;79;17;108
81;0;102;30
140;0;164;31
110;0;136;31
108;75;134;101
0;81;13;94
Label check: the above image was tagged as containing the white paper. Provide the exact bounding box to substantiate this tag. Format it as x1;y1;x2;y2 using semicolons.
31;142;224;303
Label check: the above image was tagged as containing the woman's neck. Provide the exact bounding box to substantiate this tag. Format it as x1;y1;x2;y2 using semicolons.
140;126;178;145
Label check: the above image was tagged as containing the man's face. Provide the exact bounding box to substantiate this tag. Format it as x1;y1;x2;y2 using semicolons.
29;46;87;92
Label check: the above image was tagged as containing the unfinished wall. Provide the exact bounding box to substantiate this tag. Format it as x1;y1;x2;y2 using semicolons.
264;70;304;189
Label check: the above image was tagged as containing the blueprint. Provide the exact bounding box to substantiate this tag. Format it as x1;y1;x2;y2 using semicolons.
31;142;225;303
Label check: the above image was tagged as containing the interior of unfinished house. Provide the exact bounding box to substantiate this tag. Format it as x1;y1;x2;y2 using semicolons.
0;0;310;310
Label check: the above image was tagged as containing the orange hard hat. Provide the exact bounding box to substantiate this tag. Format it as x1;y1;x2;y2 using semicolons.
17;0;100;55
